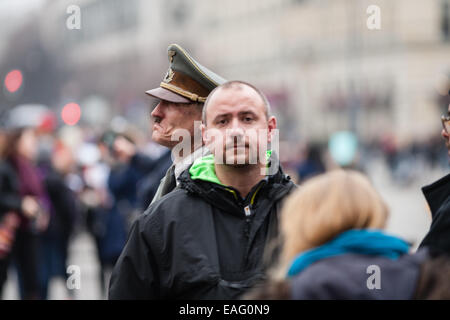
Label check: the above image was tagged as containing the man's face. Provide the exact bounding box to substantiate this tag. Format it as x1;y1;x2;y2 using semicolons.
202;85;276;167
151;100;202;149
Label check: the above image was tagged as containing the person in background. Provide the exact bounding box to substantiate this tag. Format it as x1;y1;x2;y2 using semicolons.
78;138;111;298
109;131;171;213
83;130;162;297
0;126;21;298
296;143;325;184
418;98;450;255
245;170;450;300
38;140;79;299
101;132;147;269
1;127;50;299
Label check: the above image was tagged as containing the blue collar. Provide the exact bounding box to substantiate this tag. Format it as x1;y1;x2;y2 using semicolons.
287;229;410;277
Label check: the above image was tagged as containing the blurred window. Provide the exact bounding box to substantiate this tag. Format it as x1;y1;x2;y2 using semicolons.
67;0;138;45
442;0;450;41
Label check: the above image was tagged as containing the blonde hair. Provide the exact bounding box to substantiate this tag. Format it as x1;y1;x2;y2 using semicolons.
277;169;388;276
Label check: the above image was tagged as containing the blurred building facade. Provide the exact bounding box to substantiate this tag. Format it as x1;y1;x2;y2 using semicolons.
3;0;450;143
197;0;450;145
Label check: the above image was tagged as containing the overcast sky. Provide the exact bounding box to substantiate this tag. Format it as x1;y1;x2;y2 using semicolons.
0;0;46;18
0;0;46;35
0;0;47;58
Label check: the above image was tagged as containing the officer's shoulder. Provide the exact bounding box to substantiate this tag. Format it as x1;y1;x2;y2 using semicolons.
142;188;194;218
136;188;199;235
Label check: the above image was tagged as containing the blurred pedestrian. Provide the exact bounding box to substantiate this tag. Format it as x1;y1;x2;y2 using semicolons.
296;143;325;183
80;130;163;297
1;127;50;299
78;139;111;297
145;44;226;204
245;170;450;299
110;132;171;212
101;133;150;268
109;81;295;299
0;127;21;298
38;140;79;299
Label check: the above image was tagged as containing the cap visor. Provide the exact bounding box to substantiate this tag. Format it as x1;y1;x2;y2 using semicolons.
145;87;191;103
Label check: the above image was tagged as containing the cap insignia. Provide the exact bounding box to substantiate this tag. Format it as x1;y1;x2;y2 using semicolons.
163;68;175;83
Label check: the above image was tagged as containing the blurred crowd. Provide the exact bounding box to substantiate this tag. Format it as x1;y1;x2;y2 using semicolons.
282;133;449;186
0;106;448;300
0;108;172;299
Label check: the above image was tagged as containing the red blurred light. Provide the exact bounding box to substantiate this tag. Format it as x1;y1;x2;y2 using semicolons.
39;112;57;133
4;70;23;93
61;103;81;126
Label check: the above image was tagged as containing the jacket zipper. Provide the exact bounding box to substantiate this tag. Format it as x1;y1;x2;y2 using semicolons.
244;205;251;217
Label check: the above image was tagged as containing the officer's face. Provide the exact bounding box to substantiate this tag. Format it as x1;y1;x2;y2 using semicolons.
151;100;202;149
202;84;277;166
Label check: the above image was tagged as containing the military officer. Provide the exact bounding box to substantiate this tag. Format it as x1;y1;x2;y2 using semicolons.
146;44;226;204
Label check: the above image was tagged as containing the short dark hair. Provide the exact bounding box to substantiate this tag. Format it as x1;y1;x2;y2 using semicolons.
202;80;271;124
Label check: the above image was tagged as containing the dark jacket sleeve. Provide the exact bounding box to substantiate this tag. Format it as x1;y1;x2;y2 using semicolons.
0;161;22;218
0;192;22;214
108;212;160;299
136;151;172;210
107;153;156;197
130;153;157;174
44;171;79;236
107;166;134;197
419;173;450;254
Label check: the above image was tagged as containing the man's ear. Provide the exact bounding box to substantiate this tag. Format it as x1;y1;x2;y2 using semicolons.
201;123;208;145
267;116;277;143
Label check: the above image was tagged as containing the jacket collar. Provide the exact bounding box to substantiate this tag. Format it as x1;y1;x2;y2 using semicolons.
173;146;210;184
422;173;450;216
178;151;294;216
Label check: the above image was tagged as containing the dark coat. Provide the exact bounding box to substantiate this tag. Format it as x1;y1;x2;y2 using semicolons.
109;165;295;300
419;173;450;254
136;149;172;209
289;250;428;299
43;169;78;241
0;160;21;289
245;249;443;300
0;160;22;218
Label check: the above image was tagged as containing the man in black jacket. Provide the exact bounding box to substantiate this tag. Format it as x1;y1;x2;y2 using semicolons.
419;104;450;253
109;81;295;299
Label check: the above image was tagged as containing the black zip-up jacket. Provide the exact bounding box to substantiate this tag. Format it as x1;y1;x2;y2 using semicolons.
419;173;450;254
109;164;295;299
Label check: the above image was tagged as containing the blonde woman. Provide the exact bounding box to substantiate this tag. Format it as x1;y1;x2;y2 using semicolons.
246;170;450;299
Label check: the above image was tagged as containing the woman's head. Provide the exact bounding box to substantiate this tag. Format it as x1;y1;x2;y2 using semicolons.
280;169;388;268
2;127;38;161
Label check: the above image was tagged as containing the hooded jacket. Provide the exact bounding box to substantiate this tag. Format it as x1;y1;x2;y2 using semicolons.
245;249;432;300
109;154;295;299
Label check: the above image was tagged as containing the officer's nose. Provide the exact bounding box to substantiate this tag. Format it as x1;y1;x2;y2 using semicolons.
151;102;164;120
442;128;449;140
